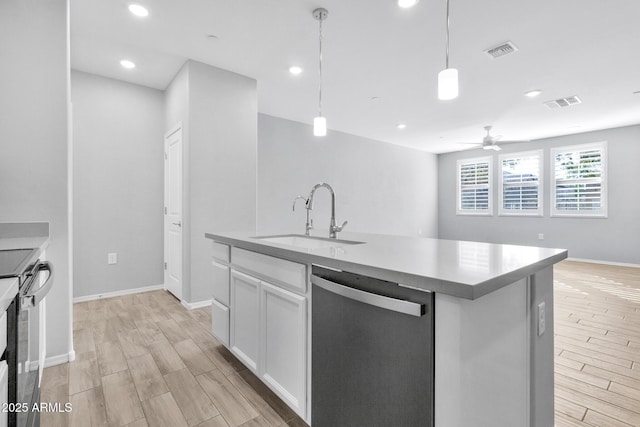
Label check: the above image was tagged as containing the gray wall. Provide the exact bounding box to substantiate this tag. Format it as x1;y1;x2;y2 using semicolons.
164;61;191;301
0;0;71;359
438;125;640;265
257;114;438;238
165;60;257;304
71;71;164;298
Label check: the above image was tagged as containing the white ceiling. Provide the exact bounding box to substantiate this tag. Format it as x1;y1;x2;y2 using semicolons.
71;0;640;153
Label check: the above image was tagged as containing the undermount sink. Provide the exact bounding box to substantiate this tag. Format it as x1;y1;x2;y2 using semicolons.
253;234;365;249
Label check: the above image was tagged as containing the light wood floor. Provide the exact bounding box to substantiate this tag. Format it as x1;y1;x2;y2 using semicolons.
554;261;640;427
41;260;640;427
41;290;308;427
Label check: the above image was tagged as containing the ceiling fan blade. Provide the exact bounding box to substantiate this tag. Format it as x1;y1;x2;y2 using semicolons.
496;139;530;144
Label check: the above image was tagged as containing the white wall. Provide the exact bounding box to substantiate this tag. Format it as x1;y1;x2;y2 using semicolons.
165;60;257;304
71;70;164;298
0;0;71;359
257;114;438;238
438;125;640;265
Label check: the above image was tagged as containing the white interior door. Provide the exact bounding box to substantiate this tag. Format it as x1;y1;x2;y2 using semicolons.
164;125;183;299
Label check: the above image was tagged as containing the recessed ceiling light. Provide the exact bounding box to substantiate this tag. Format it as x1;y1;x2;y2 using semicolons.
525;90;542;98
128;4;149;17
371;96;381;101
398;0;420;8
289;66;303;76
206;34;219;40
120;60;136;69
396;123;407;130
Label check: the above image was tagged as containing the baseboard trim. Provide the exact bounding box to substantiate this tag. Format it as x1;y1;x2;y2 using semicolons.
44;350;75;368
73;284;164;303
181;299;212;310
566;257;640;269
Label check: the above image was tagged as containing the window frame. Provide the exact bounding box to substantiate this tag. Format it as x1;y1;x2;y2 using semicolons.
456;156;493;216
550;141;608;218
498;149;544;217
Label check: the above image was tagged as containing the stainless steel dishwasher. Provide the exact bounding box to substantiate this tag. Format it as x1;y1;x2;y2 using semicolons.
311;265;434;427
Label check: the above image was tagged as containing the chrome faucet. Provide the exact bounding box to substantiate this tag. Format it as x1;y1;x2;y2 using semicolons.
292;195;313;236
305;183;348;238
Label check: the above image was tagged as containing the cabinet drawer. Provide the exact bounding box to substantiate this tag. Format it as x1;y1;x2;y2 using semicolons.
211;299;229;347
212;260;230;306
0;312;6;356
212;241;230;264
232;247;307;293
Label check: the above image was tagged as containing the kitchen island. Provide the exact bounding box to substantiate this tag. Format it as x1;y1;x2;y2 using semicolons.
205;231;567;427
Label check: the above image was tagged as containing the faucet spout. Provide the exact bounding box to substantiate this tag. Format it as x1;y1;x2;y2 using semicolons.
306;182;346;238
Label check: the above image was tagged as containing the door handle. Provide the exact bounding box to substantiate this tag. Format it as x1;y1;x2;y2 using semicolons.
172;221;182;227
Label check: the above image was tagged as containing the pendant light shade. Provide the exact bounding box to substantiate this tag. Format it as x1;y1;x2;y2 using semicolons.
313;116;327;136
438;68;458;100
313;8;328;137
438;0;458;100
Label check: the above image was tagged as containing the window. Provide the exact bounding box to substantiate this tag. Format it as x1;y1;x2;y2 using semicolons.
551;142;607;217
499;150;543;216
457;157;492;215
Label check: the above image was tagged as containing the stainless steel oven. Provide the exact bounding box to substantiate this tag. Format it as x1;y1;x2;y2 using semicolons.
0;249;53;427
17;259;53;427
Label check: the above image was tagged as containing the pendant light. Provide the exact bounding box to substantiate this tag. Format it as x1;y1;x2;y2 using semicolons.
438;0;458;100
313;8;328;136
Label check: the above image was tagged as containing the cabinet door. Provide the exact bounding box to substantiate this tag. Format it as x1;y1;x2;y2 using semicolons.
230;270;260;372
261;281;307;418
211;260;230;306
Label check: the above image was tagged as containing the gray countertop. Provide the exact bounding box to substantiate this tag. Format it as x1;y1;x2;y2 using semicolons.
205;231;567;300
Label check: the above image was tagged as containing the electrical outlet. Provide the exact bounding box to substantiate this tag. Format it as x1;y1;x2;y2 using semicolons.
108;253;117;265
538;233;544;240
538;301;546;336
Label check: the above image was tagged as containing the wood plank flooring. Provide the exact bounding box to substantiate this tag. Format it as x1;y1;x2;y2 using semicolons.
41;290;306;427
41;260;640;426
554;261;640;427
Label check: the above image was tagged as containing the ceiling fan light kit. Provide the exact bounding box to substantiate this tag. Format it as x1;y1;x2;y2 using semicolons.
483;143;501;151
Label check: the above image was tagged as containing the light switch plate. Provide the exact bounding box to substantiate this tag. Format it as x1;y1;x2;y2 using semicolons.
108;253;117;265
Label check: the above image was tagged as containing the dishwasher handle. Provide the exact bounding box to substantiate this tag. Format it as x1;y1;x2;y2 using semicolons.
311;275;425;317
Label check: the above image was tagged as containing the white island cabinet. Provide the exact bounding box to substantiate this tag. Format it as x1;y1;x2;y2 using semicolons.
215;246;309;420
206;231;567;427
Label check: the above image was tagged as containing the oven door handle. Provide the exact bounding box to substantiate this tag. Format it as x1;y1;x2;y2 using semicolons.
22;261;54;309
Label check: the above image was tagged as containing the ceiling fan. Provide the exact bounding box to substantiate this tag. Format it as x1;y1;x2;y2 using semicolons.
462;126;526;151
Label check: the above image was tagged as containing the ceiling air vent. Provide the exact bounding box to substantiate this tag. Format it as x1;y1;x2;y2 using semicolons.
544;96;582;109
484;41;518;59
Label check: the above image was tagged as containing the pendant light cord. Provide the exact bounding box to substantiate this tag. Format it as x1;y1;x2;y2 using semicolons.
445;0;450;69
318;16;323;117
